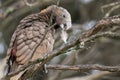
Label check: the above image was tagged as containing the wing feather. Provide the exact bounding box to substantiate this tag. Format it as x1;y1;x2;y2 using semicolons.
6;15;47;67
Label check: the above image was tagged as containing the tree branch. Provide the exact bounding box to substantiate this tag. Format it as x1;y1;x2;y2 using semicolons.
23;0;38;7
101;1;120;13
80;15;120;39
47;64;120;72
105;5;120;17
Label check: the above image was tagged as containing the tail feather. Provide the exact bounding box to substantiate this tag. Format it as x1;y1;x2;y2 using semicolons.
20;65;47;80
32;65;47;80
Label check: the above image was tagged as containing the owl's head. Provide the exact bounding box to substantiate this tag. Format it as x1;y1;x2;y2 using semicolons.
41;5;72;43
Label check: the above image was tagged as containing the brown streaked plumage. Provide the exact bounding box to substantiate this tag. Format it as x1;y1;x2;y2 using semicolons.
4;5;72;80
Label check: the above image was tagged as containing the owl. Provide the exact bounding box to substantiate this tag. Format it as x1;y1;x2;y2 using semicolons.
3;5;72;80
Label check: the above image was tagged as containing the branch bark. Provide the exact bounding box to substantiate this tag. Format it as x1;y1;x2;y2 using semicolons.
47;64;120;72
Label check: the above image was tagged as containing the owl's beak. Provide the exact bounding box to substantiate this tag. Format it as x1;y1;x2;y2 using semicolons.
60;21;72;30
60;21;72;43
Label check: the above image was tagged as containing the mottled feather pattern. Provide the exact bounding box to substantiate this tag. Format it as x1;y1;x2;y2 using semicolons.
6;12;54;73
4;5;72;80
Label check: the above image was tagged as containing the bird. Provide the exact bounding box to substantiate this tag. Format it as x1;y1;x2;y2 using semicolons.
2;5;72;80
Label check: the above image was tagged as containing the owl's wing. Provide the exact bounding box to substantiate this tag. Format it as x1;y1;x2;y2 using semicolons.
6;15;55;80
6;14;50;69
6;13;40;61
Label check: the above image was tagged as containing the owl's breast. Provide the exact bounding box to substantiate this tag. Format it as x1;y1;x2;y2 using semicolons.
11;21;55;65
31;30;55;62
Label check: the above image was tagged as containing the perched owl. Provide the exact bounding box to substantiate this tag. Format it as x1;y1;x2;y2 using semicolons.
3;5;72;80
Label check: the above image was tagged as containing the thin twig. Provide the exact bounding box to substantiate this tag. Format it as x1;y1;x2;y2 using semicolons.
101;1;120;12
23;0;38;7
105;4;120;17
32;23;56;59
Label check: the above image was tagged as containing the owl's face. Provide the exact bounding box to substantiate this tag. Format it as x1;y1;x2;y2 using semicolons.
51;5;72;43
53;6;72;31
41;5;72;43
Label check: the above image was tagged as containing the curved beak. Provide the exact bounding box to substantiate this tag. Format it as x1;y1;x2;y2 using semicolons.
60;21;72;43
60;21;72;30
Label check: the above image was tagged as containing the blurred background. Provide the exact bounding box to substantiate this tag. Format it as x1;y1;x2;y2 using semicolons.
0;0;120;80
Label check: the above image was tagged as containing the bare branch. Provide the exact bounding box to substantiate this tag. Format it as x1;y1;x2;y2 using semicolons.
83;32;120;43
101;1;120;12
23;0;38;7
105;5;120;17
81;15;120;39
47;64;120;72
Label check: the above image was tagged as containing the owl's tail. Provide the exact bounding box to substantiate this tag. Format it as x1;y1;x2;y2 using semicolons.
31;65;47;80
20;64;47;80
